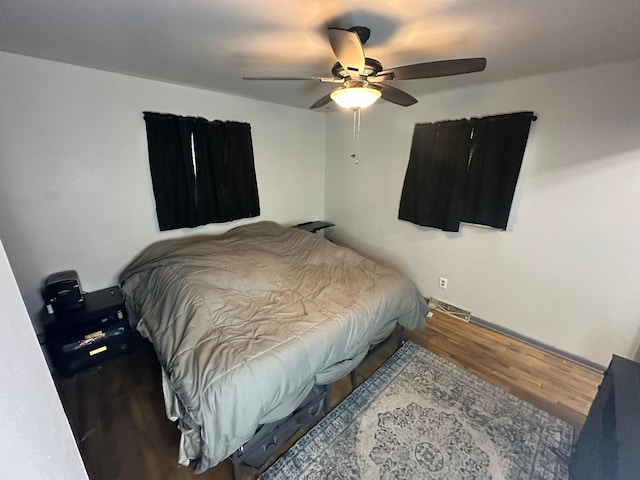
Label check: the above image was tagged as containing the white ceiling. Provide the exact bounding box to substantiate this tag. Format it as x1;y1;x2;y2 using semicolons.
2;0;640;111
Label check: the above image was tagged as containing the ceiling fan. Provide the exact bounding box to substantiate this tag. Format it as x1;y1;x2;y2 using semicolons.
243;26;487;110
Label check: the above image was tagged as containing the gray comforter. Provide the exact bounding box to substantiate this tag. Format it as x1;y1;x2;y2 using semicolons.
120;221;427;472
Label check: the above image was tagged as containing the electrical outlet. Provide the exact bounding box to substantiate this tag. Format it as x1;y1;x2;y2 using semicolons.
439;277;448;289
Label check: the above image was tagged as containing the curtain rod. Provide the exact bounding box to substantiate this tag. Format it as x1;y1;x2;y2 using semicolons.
421;112;538;126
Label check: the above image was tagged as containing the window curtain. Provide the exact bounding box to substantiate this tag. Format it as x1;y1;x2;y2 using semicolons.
192;119;260;224
462;112;535;229
398;111;534;232
398;120;472;232
143;112;260;231
143;112;198;231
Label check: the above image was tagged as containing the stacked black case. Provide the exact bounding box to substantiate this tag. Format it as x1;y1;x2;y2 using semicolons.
43;270;84;312
43;286;133;377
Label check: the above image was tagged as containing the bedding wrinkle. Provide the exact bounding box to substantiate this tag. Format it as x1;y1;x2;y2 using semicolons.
119;221;427;473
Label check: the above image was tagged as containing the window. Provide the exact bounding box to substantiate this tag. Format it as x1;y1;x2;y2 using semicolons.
143;112;260;231
398;111;535;232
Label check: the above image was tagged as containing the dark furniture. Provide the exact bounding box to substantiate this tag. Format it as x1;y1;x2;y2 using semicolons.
570;355;640;479
43;286;133;377
294;221;334;233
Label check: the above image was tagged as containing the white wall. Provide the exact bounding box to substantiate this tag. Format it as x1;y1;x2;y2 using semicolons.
0;239;88;479
0;52;325;321
2;50;639;367
325;58;640;366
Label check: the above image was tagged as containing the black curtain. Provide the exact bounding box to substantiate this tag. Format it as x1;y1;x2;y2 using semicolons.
462;112;534;229
192;119;260;224
144;112;260;231
398;111;535;232
143;112;197;231
398;120;472;232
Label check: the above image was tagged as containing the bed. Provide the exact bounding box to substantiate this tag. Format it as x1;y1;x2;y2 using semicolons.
119;221;427;473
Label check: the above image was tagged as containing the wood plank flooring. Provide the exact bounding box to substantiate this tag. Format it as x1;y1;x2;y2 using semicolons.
55;312;602;480
405;312;602;427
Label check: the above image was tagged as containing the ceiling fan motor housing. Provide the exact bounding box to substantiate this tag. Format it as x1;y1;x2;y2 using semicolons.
347;26;371;45
331;58;383;80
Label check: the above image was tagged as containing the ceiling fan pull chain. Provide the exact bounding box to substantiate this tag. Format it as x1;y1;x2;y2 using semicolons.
351;108;361;165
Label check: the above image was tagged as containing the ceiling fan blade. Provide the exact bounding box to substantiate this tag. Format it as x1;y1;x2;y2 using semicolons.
243;76;341;83
376;83;418;107
379;58;487;80
328;28;365;78
310;93;334;109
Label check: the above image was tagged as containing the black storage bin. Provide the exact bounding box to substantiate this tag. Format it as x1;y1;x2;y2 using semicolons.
230;384;328;477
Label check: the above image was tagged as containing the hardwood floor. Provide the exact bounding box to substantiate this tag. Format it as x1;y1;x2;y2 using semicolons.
405;312;602;427
55;312;602;480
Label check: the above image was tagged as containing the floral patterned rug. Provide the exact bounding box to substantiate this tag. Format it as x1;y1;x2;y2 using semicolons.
260;341;573;480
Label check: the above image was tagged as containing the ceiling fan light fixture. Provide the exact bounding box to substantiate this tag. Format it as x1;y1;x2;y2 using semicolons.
330;87;381;110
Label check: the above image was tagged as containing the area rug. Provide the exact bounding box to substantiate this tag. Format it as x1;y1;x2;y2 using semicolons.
260;341;573;480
